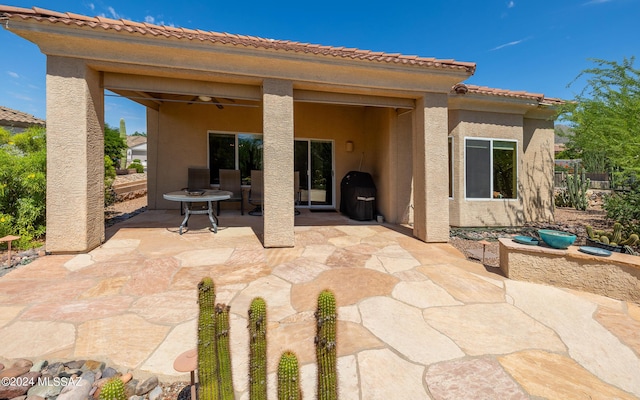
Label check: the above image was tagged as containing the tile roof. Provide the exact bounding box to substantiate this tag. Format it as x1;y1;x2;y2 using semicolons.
0;105;45;127
126;135;147;148
452;83;564;105
0;6;476;74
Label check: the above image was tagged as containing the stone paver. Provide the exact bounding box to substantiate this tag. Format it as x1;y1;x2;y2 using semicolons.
426;357;529;400
423;303;566;356
506;280;640;397
358;349;427;399
75;314;169;369
499;350;639;400
0;321;75;358
0;210;638;399
359;296;464;364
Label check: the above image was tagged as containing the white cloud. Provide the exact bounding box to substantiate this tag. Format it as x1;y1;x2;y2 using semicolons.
490;37;531;51
507;1;515;8
88;3;95;11
144;15;155;24
7;71;19;79
107;6;119;19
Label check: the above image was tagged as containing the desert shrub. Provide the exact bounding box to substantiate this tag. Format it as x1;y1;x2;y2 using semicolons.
104;155;117;206
0;126;47;249
127;162;144;173
603;189;640;235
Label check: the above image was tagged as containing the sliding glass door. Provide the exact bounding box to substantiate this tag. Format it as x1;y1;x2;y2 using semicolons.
294;139;334;208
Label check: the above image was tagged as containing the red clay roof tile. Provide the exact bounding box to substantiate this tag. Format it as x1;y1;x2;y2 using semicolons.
0;5;476;74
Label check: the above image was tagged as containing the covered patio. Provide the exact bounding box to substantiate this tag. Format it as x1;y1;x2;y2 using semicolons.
0;211;639;398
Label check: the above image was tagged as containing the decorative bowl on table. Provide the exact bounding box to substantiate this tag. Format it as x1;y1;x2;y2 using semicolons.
537;229;577;249
186;189;206;196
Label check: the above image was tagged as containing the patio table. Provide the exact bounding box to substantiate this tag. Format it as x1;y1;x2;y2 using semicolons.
163;190;231;234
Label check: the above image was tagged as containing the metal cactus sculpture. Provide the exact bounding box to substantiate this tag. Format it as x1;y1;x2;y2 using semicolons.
249;297;267;400
277;351;301;400
216;303;234;400
198;277;221;400
315;289;338;400
193;278;340;400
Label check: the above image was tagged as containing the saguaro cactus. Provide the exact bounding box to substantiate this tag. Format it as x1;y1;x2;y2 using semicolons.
315;289;337;400
198;277;220;400
99;377;126;400
216;303;234;400
278;351;301;400
249;297;267;400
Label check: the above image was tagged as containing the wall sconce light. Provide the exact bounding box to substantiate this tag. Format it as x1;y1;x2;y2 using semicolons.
345;141;354;152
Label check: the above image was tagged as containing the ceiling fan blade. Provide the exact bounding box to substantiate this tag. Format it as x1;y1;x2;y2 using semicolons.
212;97;224;109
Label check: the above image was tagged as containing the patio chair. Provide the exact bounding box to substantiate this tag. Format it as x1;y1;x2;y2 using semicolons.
181;167;210;215
248;170;263;216
217;169;244;215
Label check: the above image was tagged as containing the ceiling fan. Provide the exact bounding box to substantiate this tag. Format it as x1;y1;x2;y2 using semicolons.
188;95;236;109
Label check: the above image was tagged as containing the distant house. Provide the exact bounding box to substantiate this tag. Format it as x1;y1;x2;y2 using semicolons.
126;135;147;168
0;106;45;133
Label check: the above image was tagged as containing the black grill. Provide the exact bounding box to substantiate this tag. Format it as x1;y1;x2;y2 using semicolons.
340;171;376;221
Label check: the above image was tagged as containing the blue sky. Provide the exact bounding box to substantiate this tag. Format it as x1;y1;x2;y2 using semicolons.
1;0;638;134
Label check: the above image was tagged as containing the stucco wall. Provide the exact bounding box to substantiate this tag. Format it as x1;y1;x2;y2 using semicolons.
448;109;526;227
150;100;377;211
45;57;104;252
151;101;262;209
522;117;555;222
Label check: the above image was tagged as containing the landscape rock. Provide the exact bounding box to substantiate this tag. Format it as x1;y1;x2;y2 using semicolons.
63;361;85;370
125;379;138;398
27;382;64;398
29;360;48;373
101;367;118;379
0;381;29;398
59;369;83;379
80;371;96;386
0;360;32;378
82;360;105;374
56;376;92;400
147;386;163;400
135;376;158;395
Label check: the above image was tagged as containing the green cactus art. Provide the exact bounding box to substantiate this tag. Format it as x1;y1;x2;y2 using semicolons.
315;290;337;400
277;351;301;400
216;303;234;400
198;277;220;400
99;377;126;400
249;297;267;400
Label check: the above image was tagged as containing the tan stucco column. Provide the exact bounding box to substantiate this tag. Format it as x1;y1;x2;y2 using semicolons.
262;79;295;247
413;93;449;242
46;56;104;253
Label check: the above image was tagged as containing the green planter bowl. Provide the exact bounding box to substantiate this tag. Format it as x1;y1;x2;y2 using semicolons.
538;229;577;249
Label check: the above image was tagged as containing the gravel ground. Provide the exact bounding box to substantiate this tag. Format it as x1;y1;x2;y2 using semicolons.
448;207;611;269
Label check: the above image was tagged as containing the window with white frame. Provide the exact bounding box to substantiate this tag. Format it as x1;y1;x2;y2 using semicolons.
208;132;263;185
465;138;517;199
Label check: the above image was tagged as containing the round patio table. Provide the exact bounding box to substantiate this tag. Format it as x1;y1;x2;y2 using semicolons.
163;190;231;234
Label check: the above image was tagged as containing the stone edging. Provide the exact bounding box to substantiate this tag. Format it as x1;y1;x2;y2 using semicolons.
499;238;640;303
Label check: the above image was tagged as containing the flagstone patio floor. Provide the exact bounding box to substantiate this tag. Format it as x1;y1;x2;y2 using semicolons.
0;209;639;399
